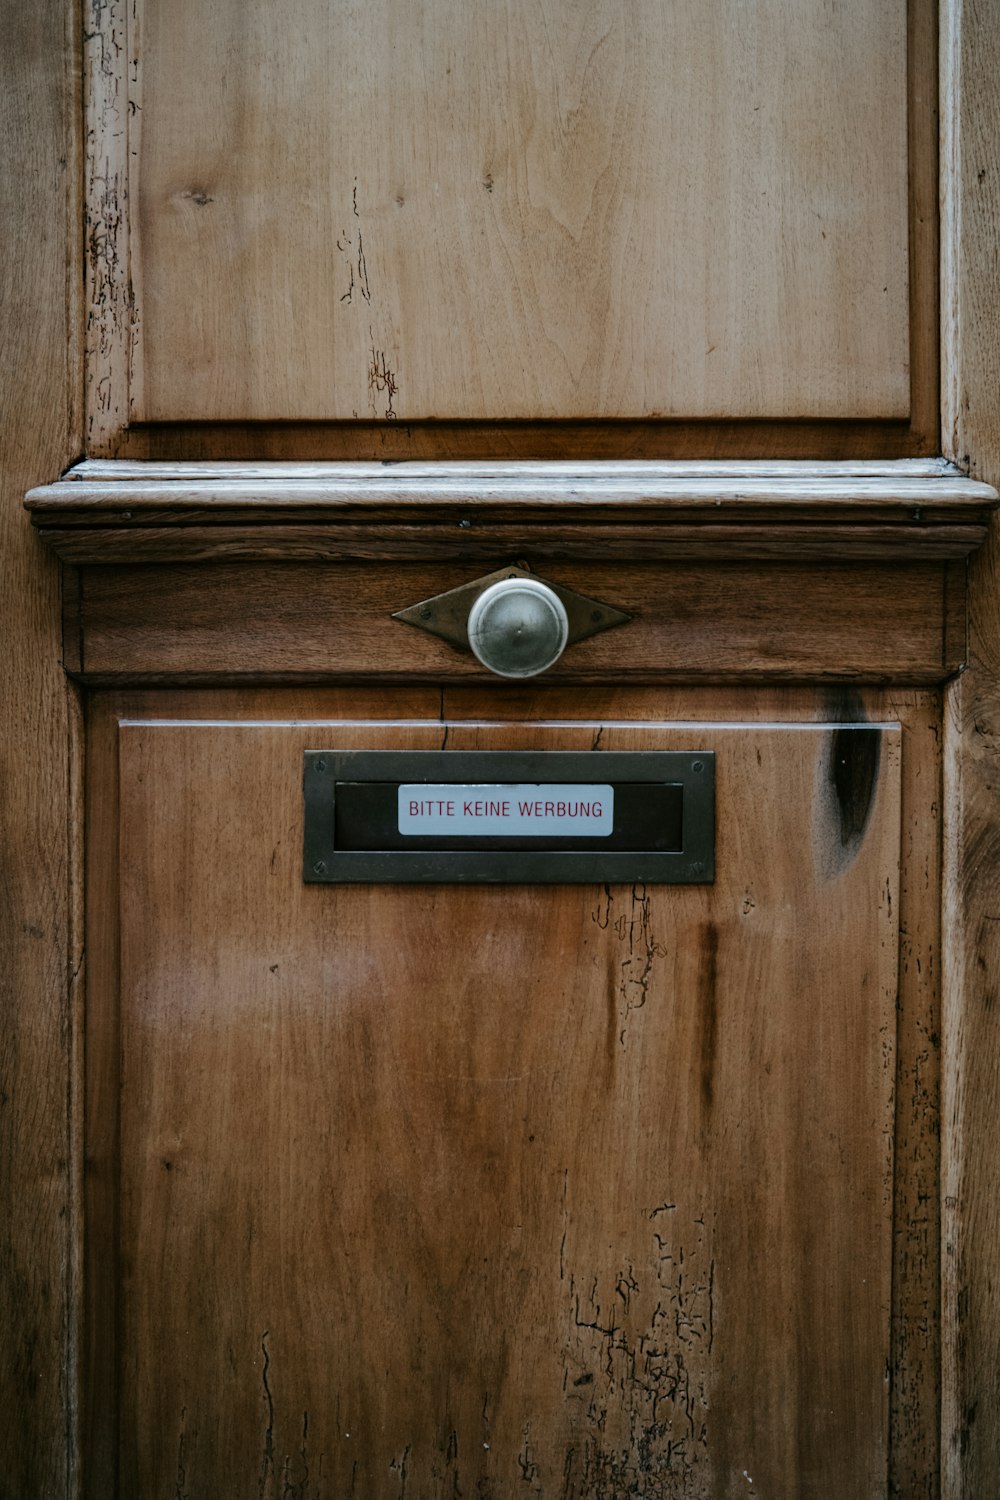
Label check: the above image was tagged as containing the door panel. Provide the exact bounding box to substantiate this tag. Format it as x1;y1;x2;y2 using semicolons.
112;711;899;1495
131;0;909;425
85;0;936;457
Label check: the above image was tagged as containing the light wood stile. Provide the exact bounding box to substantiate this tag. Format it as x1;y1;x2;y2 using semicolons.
0;4;82;1494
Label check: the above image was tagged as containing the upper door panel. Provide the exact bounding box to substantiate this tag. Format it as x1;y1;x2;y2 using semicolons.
86;0;935;456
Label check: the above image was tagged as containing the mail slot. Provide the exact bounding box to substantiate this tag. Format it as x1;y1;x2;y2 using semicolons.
303;749;715;883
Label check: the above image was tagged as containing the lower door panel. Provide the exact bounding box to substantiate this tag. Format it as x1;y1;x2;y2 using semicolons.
99;704;900;1497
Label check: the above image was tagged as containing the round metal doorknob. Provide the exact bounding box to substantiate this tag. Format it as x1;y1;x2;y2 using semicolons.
466;577;570;678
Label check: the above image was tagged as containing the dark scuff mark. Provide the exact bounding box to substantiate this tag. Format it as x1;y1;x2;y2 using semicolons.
814;690;882;878
356;228;372;302
174;1406;190;1500
825;686;869;726
616;885;667;1048
518;1427;539;1483
369;333;399;419
976;914;1000;1011
829;726;881;849
561;1215;713;1495
258;1331;275;1499
698;922;719;1115
592;884;612;930
337;179;371;308
960;1399;978;1457
298;1410;311;1499
390;1444;411;1498
605;939;619;1072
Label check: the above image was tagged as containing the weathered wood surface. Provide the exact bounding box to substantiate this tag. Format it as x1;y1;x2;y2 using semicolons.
66;558;964;686
106;416;941;463
32;521;994;567
445;684;946;1495
82;684;944;1494
27;460;995;565
0;2;81;1493
85;0;937;454
85;0;131;453
98;697;900;1496
35;458;994;512
888;693;945;1496
83;698;127;1492
941;2;1000;1493
29;458;996;515
43;457;974;482
131;0;911;423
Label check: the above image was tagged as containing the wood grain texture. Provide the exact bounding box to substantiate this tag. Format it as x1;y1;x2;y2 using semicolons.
35;521;996;568
887;693;944;1496
27;459;996;565
83;0;939;459
85;0;132;453
128;0;910;424
68;557;964;686
0;2;81;1494
941;3;1000;1492
82;683;945;1495
82;696;127;1492
32;457;997;512
108;416;941;463
906;0;942;455
51;457;979;480
103;702;899;1496
453;674;948;1499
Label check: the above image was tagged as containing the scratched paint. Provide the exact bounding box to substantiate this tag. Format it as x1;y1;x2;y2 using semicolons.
561;1210;715;1498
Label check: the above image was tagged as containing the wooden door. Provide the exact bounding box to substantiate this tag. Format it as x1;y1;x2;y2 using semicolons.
89;693;901;1496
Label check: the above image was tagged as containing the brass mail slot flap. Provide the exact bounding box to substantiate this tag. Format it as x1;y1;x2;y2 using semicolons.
303;750;714;884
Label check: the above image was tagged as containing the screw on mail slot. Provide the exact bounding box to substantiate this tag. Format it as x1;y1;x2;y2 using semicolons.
303;750;715;885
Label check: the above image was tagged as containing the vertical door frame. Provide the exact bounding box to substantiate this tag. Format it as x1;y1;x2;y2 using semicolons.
941;1;1000;1493
0;1;83;1495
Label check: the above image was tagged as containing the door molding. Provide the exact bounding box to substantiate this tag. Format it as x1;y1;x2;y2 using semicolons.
26;460;995;688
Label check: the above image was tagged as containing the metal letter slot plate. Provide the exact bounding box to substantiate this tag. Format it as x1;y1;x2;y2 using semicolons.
303;751;714;884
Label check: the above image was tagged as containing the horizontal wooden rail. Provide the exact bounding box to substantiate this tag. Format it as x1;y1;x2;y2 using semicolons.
27;460;997;686
27;459;997;565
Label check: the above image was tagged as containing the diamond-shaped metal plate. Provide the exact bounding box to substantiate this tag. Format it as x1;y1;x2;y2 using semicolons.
392;564;631;654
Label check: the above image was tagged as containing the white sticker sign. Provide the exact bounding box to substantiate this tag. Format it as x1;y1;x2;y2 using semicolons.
398;784;614;838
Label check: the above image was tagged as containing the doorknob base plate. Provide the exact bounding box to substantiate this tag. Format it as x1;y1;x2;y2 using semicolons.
392;564;632;659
